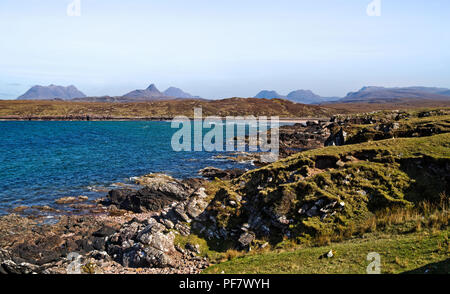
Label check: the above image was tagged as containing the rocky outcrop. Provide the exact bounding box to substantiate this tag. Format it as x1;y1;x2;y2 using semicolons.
107;174;199;213
325;128;347;146
100;177;212;270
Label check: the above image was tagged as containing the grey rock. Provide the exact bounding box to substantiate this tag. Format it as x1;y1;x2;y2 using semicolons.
175;223;191;236
306;206;319;217
144;247;175;268
238;232;255;248
185;243;201;254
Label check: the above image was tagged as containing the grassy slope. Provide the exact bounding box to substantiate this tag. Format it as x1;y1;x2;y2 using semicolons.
209;133;450;241
203;229;449;274
196;120;449;274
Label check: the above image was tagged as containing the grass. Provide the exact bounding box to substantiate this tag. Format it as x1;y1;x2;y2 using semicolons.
0;98;335;119
203;228;449;274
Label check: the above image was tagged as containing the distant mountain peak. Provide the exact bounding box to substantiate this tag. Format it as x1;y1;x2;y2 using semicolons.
254;90;284;99
146;84;160;92
17;84;86;100
122;84;201;100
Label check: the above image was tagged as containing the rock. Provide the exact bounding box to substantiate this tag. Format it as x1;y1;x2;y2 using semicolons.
122;247;147;268
146;232;175;253
107;174;195;212
298;204;310;215
336;160;345;167
143;247;175;268
199;167;245;180
93;226;117;238
137;222;165;239
327;250;334;258
87;250;112;261
306;206;319;217
238;232;255;248
134;173;192;200
107;189;133;205
315;199;326;207
0;260;40;274
325;128;347;146
185;243;201;254
107;174;199;213
319;249;334;260
241;223;250;231
108;186;185;213
175;223;191;236
55;196;88;205
277;215;290;225
160;218;175;229
174;204;192;223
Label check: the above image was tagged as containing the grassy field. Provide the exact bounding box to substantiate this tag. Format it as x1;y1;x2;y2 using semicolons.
203;229;449;274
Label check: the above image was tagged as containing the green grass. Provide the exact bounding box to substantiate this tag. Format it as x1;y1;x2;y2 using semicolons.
203;229;450;274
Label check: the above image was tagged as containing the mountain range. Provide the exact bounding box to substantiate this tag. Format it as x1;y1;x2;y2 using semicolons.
17;84;201;101
15;84;450;104
254;86;450;104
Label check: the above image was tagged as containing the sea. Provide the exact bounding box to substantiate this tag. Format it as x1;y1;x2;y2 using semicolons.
0;120;289;214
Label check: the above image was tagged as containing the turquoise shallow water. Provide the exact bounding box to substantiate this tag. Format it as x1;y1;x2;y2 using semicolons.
0;121;263;214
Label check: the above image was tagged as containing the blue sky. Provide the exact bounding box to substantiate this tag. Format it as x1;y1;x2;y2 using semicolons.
0;0;449;99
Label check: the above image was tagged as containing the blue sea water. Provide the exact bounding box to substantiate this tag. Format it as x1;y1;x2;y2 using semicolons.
0;121;274;214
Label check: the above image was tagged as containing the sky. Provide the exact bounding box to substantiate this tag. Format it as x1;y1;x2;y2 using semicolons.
0;0;449;99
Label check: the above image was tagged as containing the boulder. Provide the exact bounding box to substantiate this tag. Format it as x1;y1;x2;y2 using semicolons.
107;174;195;212
325;128;347;146
143;247;175;268
134;173;192;200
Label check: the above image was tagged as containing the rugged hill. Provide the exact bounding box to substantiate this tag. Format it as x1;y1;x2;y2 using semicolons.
17;85;86;100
